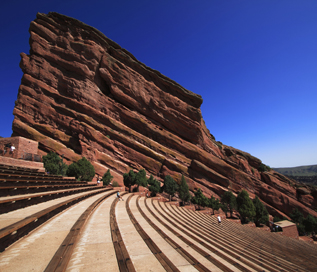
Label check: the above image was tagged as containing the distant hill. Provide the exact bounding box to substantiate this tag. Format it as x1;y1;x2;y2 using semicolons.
273;164;317;177
273;164;317;186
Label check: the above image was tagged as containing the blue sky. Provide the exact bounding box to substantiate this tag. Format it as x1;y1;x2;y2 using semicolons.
0;0;316;167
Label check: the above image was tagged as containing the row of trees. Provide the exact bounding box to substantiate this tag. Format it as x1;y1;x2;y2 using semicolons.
122;169;190;204
289;208;317;235
191;189;269;226
43;154;316;235
121;169;268;226
43;152;95;181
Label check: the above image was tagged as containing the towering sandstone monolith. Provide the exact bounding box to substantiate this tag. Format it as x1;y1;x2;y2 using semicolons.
13;12;317;218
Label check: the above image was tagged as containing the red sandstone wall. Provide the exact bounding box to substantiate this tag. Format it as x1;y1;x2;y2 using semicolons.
16;137;39;159
281;225;299;239
0;136;39;160
0;156;45;171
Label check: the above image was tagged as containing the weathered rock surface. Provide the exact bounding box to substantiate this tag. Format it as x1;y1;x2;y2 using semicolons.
12;12;317;218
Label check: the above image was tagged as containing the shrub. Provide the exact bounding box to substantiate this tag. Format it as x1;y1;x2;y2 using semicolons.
123;170;136;192
148;175;160;196
297;223;306;236
258;163;271;172
102;169;113;186
290;208;304;224
208;196;221;214
66;157;95;181
191;188;209;209
162;175;178;201
42;151;68;176
178;175;191;205
253;196;269;227
303;214;317;235
135;169;148;192
236;190;255;224
112;181;119;187
221;191;237;218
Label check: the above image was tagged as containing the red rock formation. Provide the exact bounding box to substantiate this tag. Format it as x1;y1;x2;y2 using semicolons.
12;12;317;218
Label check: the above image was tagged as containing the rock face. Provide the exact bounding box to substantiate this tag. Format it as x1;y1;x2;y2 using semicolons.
13;12;317;218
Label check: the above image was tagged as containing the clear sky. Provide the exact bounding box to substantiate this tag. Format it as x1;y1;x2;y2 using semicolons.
0;0;316;168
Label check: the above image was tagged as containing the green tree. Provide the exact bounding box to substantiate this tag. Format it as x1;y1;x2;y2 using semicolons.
148;175;160;196
236;190;256;224
123;170;136;192
208;196;221;214
221;191;237;218
102;169;113;186
303;214;317;235
162;175;178;201
66;157;95;181
135;169;148;192
297;223;306;236
258;163;271;172
191;188;208;209
290;208;304;224
253;196;269;227
42;151;68;176
147;175;155;186
178;175;191;205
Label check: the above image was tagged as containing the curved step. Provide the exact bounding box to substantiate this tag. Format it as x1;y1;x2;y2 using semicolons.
0;186;105;214
152;200;260;272
0;188;112;251
174;204;314;271
0;191;114;271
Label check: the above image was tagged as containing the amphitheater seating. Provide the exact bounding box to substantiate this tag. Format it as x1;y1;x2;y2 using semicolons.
0;164;316;271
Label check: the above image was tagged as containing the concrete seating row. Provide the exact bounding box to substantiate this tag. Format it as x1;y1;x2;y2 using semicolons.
1;184;317;271
0;183;96;197
0;188;115;252
159;199;317;272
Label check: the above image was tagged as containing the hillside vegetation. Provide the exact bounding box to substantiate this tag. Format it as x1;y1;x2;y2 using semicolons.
273;164;317;177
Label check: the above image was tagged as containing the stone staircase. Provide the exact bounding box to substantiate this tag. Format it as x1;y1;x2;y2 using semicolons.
0;164;317;271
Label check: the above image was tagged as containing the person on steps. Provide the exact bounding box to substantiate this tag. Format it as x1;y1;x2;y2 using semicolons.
117;191;124;201
217;215;221;224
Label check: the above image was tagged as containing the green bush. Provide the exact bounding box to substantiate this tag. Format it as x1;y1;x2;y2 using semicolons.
135;169;148;192
123;170;136;192
297;223;306;236
66;157;95;181
147;175;160;196
236;190;255;224
191;188;209;209
303;214;317;235
290;208;304;224
162;175;178;201
258;163;271;172
253;196;269;227
102;169;113;186
112;181;119;187
208;196;221;214
42;151;68;176
179;175;191;205
221;191;237;218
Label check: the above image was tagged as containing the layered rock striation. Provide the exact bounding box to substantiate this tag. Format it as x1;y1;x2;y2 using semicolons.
13;12;317;218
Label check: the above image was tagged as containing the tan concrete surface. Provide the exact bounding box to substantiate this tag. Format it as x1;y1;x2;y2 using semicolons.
0;188;108;229
116;193;166;272
66;193;119;272
169;203;280;272
138;197;224;272
130;195;198;271
0;191;111;272
0;186;98;201
150;199;248;272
